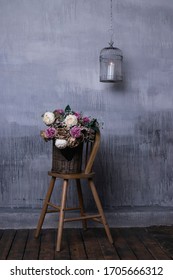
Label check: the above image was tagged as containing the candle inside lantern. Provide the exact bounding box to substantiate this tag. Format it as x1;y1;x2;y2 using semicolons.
107;62;115;80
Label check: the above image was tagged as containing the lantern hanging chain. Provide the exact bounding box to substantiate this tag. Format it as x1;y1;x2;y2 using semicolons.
109;0;114;47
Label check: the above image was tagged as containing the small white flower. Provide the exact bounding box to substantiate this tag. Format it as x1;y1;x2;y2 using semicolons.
64;114;78;128
43;112;55;125
55;139;68;149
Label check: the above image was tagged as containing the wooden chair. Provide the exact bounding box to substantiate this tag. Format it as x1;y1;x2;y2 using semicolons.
35;132;113;251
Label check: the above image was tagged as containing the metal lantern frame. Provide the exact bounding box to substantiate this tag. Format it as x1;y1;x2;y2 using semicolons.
100;42;123;83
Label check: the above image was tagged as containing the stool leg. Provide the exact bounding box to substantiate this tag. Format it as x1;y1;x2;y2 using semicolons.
35;176;56;238
88;178;113;244
56;179;68;251
76;179;87;230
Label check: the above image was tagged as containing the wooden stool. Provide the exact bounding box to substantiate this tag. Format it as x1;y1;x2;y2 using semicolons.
35;132;113;251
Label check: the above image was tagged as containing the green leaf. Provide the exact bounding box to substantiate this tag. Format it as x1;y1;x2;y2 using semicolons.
92;126;100;132
87;118;100;132
65;105;71;113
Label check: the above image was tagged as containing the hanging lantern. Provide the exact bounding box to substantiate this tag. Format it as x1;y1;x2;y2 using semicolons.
100;41;123;82
99;0;123;83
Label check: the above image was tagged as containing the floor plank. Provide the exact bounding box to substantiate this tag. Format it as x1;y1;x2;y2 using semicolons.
67;228;87;260
0;230;16;260
23;229;41;260
81;228;104;259
7;230;28;260
120;228;154;260
39;229;55;260
0;230;4;240
148;226;173;259
112;228;137;260
95;228;120;260
134;228;171;260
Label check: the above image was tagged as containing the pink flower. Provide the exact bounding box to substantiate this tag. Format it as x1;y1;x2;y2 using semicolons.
83;116;90;123
45;127;56;138
74;112;81;119
54;109;64;114
70;126;81;138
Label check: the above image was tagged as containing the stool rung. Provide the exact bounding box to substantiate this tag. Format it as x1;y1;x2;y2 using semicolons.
47;202;81;212
47;202;60;210
64;207;81;211
64;214;101;223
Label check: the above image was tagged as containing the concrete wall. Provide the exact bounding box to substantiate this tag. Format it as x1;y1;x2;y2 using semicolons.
0;0;173;227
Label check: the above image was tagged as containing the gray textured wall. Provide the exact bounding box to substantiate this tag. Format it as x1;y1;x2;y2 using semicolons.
1;0;173;216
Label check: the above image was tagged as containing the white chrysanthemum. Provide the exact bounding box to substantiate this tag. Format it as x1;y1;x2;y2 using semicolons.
64;114;78;128
43;112;55;125
55;139;68;149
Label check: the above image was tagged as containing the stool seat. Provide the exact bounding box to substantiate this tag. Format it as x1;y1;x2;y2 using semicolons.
35;132;113;251
48;171;95;179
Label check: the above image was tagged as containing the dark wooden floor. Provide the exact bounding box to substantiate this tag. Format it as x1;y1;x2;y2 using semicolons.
0;226;173;260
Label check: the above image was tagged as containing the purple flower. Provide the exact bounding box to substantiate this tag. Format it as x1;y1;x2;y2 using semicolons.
54;109;64;114
83;116;90;123
70;126;81;138
74;112;81;119
45;127;56;138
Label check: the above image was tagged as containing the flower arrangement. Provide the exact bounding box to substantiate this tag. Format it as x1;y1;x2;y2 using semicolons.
40;105;100;149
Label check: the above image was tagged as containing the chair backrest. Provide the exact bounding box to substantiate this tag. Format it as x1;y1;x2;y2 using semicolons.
84;131;100;174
